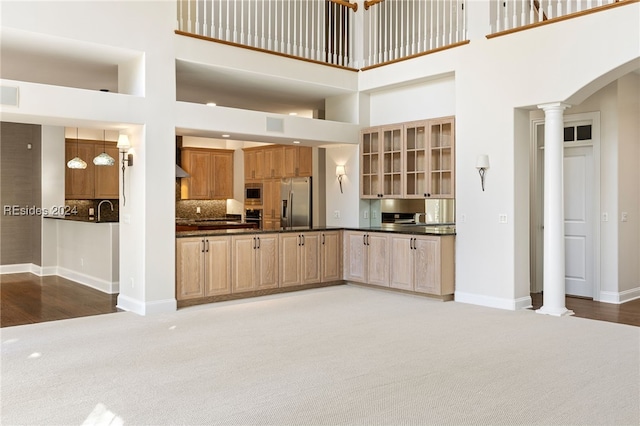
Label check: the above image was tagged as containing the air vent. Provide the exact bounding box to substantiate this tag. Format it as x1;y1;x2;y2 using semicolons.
1;86;19;106
266;117;284;132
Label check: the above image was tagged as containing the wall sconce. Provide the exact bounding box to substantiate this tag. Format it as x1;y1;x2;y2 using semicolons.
117;134;133;206
336;165;346;194
476;155;490;191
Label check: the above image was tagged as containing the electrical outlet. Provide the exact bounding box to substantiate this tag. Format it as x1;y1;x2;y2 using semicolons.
364;211;369;219
621;212;628;222
499;214;508;224
196;206;201;214
460;214;466;223
602;212;608;222
334;210;340;219
372;211;377;219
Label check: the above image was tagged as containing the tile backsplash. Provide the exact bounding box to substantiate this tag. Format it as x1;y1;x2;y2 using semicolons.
176;200;227;219
65;199;119;222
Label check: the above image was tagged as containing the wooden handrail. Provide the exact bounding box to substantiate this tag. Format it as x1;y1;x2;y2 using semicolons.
329;0;357;12
364;0;384;10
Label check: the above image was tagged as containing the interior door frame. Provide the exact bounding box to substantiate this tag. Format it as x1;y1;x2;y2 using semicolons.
530;111;601;300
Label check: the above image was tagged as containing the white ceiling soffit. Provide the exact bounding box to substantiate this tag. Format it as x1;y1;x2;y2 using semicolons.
175;59;355;116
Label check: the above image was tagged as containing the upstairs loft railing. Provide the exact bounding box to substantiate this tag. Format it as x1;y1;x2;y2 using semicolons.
176;0;469;69
489;0;628;34
176;1;629;68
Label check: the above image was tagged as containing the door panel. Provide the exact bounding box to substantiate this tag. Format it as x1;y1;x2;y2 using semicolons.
563;147;593;297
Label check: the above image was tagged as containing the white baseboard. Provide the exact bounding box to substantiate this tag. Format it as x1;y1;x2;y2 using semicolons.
117;294;177;316
0;263;37;274
600;287;640;304
455;291;532;311
56;267;119;294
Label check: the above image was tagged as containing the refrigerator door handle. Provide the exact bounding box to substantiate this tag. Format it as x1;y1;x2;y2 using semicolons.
282;199;288;220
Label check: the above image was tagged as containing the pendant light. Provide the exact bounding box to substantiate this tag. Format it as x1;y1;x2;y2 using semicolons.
67;128;87;169
93;130;115;166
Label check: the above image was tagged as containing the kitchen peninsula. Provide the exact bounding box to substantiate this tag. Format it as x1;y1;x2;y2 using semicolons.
176;225;455;308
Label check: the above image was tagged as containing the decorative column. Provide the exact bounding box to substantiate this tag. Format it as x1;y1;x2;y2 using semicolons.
536;102;573;317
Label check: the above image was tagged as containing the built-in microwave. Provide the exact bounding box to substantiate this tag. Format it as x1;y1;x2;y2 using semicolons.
245;183;263;205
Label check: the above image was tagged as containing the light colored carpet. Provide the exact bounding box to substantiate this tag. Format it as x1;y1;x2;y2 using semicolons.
1;285;639;425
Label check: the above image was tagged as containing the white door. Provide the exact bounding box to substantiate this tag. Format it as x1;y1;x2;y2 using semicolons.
563;146;594;297
531;115;598;299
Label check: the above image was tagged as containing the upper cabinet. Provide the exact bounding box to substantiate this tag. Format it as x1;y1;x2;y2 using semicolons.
244;145;312;182
180;148;234;200
360;116;455;199
65;139;118;200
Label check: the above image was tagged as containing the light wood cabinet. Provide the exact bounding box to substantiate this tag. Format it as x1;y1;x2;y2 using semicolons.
343;230;390;286
283;146;312;177
231;233;279;293
360;116;455;199
279;232;321;287
176;236;231;300
262;178;281;231
320;230;342;282
388;234;455;296
263;146;285;178
180;148;234;200
65;139;119;200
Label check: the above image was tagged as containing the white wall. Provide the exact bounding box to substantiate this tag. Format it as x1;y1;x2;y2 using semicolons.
40;126;65;273
2;0;638;313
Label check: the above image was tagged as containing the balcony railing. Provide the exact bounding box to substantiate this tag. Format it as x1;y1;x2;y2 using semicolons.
490;0;626;34
176;0;627;68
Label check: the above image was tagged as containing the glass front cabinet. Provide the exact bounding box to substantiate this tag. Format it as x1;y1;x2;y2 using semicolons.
360;116;454;199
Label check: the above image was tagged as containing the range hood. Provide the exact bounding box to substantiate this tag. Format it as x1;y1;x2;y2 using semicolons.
176;164;190;178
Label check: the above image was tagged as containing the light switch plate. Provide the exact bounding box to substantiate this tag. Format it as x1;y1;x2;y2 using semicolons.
499;214;508;224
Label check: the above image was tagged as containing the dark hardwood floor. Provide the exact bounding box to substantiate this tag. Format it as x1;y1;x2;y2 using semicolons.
530;292;640;327
1;273;119;328
1;273;639;327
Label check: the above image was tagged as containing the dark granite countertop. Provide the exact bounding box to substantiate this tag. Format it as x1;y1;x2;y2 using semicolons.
44;215;119;224
176;224;455;238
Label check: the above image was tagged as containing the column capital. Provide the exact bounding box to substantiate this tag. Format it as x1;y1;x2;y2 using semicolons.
537;102;572;112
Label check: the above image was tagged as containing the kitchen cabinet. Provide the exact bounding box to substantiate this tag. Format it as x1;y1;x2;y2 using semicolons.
279;232;321;287
283;146;312;177
262;178;281;231
65;139;119;200
180;148;234;200
320;230;342;282
343;230;389;286
360;125;403;199
264;146;285;178
428;118;455;198
389;234;454;295
231;233;279;293
94;144;119;199
176;236;231;300
360;116;455;199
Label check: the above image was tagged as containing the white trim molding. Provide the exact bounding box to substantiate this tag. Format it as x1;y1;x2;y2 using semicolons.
600;288;640;304
455;291;533;311
116;294;177;316
56;267;119;294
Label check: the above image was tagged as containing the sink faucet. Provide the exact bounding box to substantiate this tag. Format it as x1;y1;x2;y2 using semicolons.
97;200;114;222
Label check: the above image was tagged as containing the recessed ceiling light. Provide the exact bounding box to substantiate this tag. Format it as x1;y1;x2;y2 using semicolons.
293;140;300;144
206;102;217;107
289;112;298;116
222;134;230;138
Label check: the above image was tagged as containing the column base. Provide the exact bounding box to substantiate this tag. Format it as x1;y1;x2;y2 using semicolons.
535;306;575;317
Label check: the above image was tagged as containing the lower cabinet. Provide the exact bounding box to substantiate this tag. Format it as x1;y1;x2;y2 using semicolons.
347;231;455;297
343;231;390;286
279;232;321;287
321;230;342;282
176;236;231;300
231;233;279;293
388;234;455;295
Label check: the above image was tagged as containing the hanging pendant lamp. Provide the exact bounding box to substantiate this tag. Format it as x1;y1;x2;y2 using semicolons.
67;128;87;169
93;130;115;166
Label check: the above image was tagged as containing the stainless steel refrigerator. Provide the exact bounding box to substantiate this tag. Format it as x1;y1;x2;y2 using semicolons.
281;177;312;229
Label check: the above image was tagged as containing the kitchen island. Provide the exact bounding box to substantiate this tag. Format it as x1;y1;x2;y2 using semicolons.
44;216;119;293
176;225;455;307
